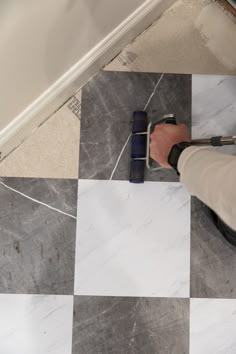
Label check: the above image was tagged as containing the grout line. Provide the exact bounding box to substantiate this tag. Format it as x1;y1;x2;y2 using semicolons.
0;181;77;220
109;133;132;180
109;73;165;180
143;73;165;111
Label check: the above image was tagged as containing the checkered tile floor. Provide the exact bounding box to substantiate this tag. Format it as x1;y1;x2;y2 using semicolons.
0;72;236;354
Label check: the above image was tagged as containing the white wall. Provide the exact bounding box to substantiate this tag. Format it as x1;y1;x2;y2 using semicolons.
0;0;144;131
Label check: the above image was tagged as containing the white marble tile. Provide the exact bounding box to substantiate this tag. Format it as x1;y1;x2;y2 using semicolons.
74;180;190;297
192;75;236;154
190;298;236;354
0;294;73;354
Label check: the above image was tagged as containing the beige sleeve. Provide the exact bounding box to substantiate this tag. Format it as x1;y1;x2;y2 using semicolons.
178;146;236;231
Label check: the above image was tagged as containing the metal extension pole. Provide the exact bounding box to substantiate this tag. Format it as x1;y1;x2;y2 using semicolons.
192;136;236;147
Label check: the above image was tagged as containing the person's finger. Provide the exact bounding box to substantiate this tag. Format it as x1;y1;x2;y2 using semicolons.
150;133;155;140
151;126;164;139
153;124;167;133
151;126;160;137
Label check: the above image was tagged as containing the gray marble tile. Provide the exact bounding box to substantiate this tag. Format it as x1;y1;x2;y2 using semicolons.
80;71;191;182
0;177;77;295
72;296;189;354
190;197;236;298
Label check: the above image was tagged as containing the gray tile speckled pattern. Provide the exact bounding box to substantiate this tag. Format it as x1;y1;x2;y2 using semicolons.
190;197;236;299
79;71;191;182
0;177;77;294
72;296;189;354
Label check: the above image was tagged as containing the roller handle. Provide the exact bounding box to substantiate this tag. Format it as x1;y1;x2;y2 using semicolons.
164;117;177;125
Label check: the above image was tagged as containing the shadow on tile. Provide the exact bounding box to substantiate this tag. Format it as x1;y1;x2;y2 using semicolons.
190;197;236;299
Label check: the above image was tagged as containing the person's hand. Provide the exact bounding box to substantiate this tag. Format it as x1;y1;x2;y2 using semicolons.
150;124;191;168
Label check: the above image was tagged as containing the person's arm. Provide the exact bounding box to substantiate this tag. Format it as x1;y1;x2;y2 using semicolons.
179;146;236;230
150;124;236;231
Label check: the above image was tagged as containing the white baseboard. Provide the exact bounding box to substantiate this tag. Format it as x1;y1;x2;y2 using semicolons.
0;0;176;161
